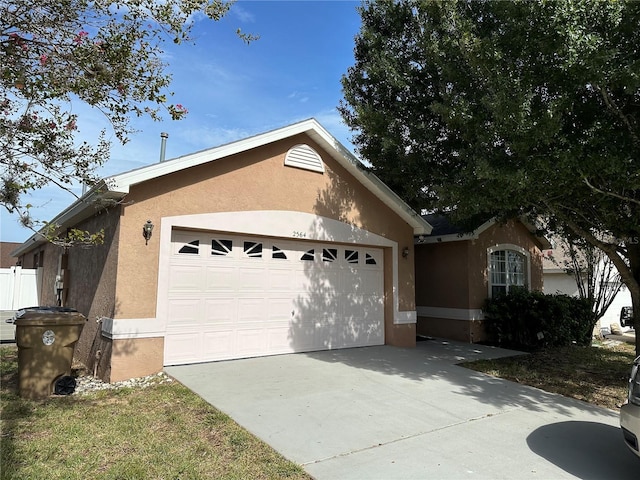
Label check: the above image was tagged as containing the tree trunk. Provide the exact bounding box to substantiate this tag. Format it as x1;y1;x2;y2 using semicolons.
629;244;640;356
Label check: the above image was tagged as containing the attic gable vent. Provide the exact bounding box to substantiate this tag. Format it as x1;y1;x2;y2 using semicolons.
284;144;325;173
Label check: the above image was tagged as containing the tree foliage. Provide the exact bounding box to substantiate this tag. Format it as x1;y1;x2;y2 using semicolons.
1;0;246;232
340;0;640;352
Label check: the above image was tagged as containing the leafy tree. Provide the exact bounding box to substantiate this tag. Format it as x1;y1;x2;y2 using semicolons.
1;0;253;241
340;0;640;353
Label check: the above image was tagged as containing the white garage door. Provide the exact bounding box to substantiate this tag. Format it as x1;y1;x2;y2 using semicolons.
164;230;384;365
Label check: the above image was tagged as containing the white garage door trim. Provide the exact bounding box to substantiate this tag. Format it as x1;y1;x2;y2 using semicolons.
156;211;413;327
101;211;415;342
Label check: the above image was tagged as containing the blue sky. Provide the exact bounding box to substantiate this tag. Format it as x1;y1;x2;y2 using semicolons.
1;0;363;242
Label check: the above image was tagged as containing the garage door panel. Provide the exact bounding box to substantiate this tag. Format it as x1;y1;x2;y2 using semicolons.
164;333;202;364
264;320;291;351
202;298;236;325
167;298;202;328
268;298;295;321
202;330;236;359
169;265;203;292
237;297;267;322
165;231;385;365
268;267;294;291
204;265;237;291
236;328;267;355
360;271;383;295
239;266;268;291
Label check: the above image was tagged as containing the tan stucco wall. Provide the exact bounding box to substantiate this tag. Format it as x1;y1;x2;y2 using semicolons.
415;241;471;309
416;317;486;343
109;337;164;383
65;208;120;380
415;220;545;343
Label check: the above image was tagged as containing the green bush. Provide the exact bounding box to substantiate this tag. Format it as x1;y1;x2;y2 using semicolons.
484;289;593;351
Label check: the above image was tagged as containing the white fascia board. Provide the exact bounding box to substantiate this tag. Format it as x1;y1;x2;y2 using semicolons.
106;119;325;194
106;118;433;236
416;229;480;245
519;216;553;249
416;218;494;244
10;184;124;257
304;124;432;236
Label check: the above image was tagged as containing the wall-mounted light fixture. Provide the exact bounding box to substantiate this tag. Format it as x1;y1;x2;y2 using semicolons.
402;247;410;258
142;220;154;245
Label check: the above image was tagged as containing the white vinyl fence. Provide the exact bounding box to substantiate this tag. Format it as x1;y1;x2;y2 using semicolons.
0;267;39;341
0;266;39;310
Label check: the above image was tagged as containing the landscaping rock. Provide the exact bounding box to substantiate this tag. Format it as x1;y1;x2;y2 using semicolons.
73;371;173;395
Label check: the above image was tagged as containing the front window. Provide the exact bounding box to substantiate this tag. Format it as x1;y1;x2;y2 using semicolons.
489;249;527;297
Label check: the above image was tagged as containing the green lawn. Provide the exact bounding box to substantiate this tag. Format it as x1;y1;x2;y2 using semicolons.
462;340;636;410
0;346;311;480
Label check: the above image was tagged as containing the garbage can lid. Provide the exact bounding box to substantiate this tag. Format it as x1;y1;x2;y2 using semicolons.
14;306;86;326
15;306;78;317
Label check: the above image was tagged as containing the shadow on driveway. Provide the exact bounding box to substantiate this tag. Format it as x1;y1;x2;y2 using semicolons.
527;421;638;479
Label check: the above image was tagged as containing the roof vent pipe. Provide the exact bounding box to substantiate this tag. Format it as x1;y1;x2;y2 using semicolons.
159;132;169;162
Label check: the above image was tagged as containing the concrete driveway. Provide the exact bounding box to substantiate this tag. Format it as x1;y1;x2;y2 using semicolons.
166;339;638;479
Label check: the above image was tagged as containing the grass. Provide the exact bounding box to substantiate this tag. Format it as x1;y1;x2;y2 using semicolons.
0;346;311;480
462;340;637;410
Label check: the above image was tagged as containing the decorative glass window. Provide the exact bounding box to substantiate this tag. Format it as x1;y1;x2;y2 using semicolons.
272;246;287;259
179;240;200;254
301;249;315;261
365;253;377;265
243;241;263;258
322;248;338;262
489;249;527;297
345;250;359;264
211;239;232;256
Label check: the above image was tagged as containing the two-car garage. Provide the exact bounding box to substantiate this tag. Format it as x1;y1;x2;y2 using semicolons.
163;230;385;365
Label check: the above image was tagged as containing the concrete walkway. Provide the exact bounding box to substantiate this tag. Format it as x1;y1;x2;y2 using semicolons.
166;339;638;479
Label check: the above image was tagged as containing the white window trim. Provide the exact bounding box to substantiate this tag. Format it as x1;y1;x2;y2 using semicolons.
487;243;531;298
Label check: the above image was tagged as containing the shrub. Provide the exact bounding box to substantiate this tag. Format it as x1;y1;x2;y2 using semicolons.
484;289;593;351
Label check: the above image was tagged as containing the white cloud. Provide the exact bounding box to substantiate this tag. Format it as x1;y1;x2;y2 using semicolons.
231;4;256;24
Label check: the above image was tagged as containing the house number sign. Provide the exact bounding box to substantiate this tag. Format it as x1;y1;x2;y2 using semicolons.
42;330;55;346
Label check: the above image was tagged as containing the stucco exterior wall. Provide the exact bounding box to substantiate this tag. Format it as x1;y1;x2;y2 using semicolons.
64;207;120;379
415;220;545;343
415;241;471;309
110;337;164;383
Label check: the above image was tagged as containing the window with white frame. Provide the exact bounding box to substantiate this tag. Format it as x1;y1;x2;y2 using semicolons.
488;246;529;297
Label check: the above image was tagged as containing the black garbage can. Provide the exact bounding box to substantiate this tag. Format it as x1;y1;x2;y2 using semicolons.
14;307;86;400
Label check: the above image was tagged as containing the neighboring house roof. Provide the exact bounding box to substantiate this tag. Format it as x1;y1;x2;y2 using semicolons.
541;236;590;274
12;119;432;257
542;245;568;274
417;213;552;249
0;242;22;267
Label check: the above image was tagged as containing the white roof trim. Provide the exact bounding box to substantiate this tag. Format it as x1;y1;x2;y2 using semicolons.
416;216;551;249
416;219;495;244
105;118;431;235
12;119;432;256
